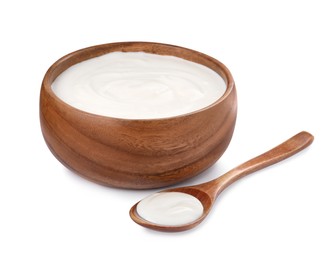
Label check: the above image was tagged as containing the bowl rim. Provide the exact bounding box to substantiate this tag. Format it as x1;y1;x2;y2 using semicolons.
41;41;236;121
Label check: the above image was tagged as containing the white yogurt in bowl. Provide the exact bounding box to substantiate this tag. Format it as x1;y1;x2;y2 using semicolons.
51;51;226;119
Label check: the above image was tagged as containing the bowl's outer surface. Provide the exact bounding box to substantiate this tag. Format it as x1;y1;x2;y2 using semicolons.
40;42;237;189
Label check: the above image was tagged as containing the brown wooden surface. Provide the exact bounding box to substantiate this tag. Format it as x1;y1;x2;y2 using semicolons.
129;131;314;231
40;42;237;189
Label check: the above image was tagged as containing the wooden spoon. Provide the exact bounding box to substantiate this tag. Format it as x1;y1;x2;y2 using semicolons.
129;131;314;232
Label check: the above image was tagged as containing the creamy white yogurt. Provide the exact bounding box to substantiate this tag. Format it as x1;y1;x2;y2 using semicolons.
51;52;226;119
136;192;204;226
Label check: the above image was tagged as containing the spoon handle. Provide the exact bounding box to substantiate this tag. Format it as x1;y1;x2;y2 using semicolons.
202;131;314;198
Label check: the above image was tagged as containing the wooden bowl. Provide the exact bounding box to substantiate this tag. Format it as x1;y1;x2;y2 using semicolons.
40;42;237;189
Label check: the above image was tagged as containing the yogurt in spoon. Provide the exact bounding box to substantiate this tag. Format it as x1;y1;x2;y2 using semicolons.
136;192;204;226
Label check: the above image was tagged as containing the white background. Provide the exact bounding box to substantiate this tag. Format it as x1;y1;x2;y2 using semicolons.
1;0;334;259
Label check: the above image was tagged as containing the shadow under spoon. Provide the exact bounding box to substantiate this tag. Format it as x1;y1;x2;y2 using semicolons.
129;131;314;232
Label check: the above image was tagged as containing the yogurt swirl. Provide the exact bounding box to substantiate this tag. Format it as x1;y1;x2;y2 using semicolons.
52;51;226;119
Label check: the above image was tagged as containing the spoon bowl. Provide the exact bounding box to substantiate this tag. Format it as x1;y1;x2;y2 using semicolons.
130;131;314;232
130;187;213;232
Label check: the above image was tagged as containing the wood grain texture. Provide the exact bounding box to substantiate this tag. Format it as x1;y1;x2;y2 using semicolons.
40;42;237;189
130;131;314;231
